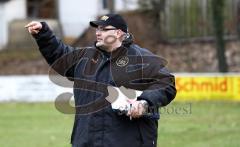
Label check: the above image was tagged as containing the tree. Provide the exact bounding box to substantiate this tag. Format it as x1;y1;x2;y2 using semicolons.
211;0;228;72
102;0;115;13
237;0;240;39
138;0;166;37
108;0;115;13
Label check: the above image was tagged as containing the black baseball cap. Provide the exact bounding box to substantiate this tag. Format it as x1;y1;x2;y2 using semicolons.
90;14;128;33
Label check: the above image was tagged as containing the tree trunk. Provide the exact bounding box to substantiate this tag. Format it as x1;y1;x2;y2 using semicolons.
108;0;115;13
237;0;240;39
212;0;228;72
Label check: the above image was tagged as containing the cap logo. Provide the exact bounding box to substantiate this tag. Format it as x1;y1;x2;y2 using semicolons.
100;16;109;21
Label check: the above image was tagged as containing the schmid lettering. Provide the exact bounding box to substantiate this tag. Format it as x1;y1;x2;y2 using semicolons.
176;78;228;92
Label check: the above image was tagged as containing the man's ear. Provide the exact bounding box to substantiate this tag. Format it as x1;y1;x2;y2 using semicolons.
118;31;127;42
117;30;124;38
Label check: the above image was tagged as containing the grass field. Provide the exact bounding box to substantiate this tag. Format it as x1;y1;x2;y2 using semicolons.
0;101;239;147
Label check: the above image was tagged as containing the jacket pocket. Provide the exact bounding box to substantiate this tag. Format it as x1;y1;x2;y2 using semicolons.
137;118;158;147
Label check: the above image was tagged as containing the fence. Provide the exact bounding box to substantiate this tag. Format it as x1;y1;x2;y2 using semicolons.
162;0;240;41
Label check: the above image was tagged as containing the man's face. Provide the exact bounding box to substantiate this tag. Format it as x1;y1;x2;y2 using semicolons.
95;25;120;49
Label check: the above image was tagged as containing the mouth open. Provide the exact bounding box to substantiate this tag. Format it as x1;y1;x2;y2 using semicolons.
97;38;102;42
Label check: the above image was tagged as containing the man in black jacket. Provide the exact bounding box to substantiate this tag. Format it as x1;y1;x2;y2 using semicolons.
26;14;176;147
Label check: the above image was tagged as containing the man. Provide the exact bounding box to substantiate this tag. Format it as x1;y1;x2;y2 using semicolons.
26;14;176;147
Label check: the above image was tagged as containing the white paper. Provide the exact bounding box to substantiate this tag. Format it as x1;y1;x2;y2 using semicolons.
110;86;143;110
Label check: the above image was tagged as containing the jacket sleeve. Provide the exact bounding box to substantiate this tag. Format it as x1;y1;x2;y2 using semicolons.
137;56;177;108
33;22;83;78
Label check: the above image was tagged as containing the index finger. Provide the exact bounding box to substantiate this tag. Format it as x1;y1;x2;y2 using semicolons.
24;22;37;28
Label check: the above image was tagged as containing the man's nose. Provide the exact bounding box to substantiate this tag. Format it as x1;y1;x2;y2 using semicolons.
96;30;101;36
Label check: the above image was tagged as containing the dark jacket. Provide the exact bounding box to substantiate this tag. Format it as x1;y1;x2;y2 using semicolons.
33;22;176;147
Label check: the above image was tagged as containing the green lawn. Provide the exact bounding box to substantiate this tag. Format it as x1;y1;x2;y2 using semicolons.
0;102;239;147
158;102;240;147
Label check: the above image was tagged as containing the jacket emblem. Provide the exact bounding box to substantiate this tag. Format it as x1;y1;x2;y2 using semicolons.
116;56;129;67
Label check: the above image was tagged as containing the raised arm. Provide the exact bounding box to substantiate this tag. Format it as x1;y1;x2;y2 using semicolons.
25;21;84;78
